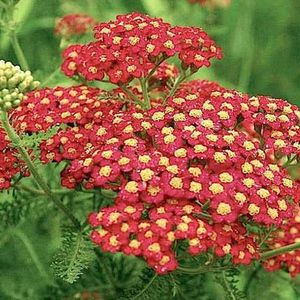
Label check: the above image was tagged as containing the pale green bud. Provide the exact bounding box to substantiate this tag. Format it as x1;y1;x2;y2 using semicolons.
12;100;21;107
3;95;12;102
3;102;12;110
1;89;9;96
0;76;7;89
0;61;40;111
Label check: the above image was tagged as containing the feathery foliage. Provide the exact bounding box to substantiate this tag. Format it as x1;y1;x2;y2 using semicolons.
215;269;246;300
51;227;95;283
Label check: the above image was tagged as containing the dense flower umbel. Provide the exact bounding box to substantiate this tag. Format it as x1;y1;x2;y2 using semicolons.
4;13;300;274
55;14;95;38
10;85;123;133
10;76;300;273
264;208;300;277
61;13;221;84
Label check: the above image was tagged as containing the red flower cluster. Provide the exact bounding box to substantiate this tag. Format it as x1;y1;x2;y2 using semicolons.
10;76;300;273
89;200;258;273
55;14;95;38
0;128;26;189
264;208;300;277
10;85;123;134
61;13;221;84
4;12;300;275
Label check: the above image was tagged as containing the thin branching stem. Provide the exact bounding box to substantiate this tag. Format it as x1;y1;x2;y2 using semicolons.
163;69;193;104
260;242;300;260
177;265;233;274
219;271;238;300
144;56;167;81
131;273;158;300
10;31;29;70
14;229;51;282
0;111;81;229
140;78;151;109
41;66;61;87
119;84;145;107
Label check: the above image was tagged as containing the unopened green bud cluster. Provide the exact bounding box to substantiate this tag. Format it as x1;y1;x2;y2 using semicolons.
0;60;40;111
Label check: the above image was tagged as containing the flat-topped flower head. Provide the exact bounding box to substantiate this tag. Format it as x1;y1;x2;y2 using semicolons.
55;14;95;38
61;12;221;84
2;11;300;276
9;76;298;273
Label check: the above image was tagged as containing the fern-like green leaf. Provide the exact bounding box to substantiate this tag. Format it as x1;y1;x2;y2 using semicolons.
120;268;210;300
215;270;246;300
19;125;64;163
51;228;95;284
0;191;46;229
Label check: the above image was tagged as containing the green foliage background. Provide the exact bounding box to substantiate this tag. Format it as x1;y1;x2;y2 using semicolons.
1;0;300;299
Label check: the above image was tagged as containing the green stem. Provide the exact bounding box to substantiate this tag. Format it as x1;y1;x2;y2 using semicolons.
10;32;29;70
177;265;232;274
218;271;238;300
163;70;191;105
144;56;166;81
140;78;151;109
41;66;61;87
0;111;80;229
14;183;74;196
14;229;51;282
119;84;145;107
261;242;300;260
131;273;158;300
14;184;45;195
258;225;276;247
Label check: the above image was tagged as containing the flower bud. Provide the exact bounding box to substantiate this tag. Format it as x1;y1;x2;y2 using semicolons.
0;60;40;111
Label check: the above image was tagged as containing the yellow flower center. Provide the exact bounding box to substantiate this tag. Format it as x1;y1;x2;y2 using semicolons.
189;181;202;193
140;168;154;182
234;192;247;204
194;144;207;153
214;152;226;163
99;166;112;177
219;172;233;183
248;204;260;215
148;243;161;253
209;183;224;194
129;240;141;249
125;181;139;193
170;177;183;189
216;203;232;215
241;162;253;174
257;188;270;199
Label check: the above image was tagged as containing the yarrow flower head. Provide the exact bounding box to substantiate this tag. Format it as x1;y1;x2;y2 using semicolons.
55;14;95;39
3;13;300;276
0;60;39;111
61;12;222;84
11;77;300;273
